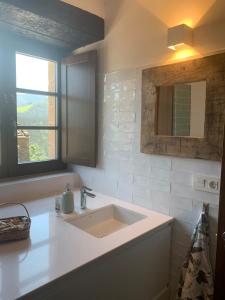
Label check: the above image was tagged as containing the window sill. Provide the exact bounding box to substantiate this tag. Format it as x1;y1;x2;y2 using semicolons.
0;172;80;204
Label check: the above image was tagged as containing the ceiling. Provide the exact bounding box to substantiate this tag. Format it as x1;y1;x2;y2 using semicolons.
62;0;105;18
129;0;225;28
65;0;225;29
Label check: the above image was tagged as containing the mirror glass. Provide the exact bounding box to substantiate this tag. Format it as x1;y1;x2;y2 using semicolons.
156;81;206;138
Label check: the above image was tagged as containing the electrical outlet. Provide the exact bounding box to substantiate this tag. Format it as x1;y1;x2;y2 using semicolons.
193;174;220;194
207;177;220;193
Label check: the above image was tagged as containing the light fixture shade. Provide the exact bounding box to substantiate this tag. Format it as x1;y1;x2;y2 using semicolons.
168;24;193;50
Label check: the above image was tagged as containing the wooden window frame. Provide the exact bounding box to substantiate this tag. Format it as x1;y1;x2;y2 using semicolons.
61;51;97;167
0;38;66;179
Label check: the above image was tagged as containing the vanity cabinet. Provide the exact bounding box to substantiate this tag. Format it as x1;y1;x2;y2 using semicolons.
20;225;171;300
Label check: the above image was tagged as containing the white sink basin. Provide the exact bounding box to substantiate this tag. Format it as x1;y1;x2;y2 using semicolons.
66;204;147;238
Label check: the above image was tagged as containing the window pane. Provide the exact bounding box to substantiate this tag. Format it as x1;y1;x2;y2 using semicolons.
16;53;56;93
17;130;57;163
17;93;57;126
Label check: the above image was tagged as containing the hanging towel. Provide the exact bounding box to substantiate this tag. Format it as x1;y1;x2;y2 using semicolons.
176;203;214;300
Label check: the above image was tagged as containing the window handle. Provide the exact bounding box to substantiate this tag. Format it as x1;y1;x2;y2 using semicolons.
13;121;17;137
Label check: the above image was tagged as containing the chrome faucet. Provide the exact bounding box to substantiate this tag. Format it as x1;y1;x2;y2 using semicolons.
80;186;96;209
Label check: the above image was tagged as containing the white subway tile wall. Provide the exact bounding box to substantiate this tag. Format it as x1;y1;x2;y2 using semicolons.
73;69;221;299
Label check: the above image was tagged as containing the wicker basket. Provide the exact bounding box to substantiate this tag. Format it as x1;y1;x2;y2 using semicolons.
0;202;31;243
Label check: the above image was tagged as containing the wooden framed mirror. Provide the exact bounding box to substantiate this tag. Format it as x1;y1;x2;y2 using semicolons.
141;52;225;161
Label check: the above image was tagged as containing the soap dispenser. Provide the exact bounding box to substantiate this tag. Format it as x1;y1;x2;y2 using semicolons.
62;184;74;214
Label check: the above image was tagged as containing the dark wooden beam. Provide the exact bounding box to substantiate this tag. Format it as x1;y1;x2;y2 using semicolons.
0;0;104;51
0;28;69;59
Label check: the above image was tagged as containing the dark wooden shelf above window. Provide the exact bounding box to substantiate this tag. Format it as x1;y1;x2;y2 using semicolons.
0;0;105;51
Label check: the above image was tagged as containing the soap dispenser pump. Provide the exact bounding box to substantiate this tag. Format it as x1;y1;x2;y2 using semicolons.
62;184;74;214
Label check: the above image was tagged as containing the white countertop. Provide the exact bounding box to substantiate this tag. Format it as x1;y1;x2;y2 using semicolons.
0;191;173;300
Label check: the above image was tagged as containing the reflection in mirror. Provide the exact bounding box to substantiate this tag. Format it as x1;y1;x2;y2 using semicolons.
157;81;206;138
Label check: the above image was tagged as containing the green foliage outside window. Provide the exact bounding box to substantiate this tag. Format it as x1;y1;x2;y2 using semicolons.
29;144;48;162
18;103;49;161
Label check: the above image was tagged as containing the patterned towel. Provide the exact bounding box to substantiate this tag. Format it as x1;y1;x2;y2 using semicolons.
176;203;214;300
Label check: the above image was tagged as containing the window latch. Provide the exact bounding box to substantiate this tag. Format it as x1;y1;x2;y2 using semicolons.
13;121;17;137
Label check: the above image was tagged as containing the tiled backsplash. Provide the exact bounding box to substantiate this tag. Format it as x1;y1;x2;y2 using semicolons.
72;69;221;298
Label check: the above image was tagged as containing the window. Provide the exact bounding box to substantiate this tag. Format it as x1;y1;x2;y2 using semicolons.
0;45;65;178
0;44;96;178
16;53;58;163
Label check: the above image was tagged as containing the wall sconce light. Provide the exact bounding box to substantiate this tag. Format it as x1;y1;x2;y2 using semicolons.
168;24;193;51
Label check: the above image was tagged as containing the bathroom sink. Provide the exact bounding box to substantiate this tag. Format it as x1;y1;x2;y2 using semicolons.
66;204;146;238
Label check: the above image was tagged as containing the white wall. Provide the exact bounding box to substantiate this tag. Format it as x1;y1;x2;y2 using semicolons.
102;0;225;72
73;70;220;298
72;0;225;298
